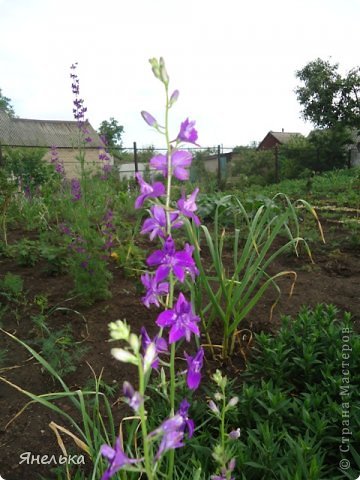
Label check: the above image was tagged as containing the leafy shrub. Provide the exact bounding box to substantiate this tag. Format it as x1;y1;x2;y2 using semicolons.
232;304;360;479
32;323;88;377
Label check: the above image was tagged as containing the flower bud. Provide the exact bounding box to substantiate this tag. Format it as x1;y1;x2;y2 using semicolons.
213;369;227;389
159;57;169;84
111;348;138;365
109;320;130;341
149;58;161;79
229;428;241;440
227;396;239;408
169;89;179;107
141;110;157;127
129;333;140;353
214;391;223;401
208;400;220;414
143;342;157;374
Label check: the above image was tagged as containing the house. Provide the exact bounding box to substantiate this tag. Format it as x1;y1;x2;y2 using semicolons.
0;110;112;178
257;130;303;150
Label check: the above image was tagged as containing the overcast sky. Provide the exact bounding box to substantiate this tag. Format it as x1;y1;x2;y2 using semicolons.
1;0;359;150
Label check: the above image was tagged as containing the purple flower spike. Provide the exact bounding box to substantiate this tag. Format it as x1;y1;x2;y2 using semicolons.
177;187;201;225
141;327;168;369
184;347;204;390
141;272;169;308
150;150;192;181
141;205;182;241
156;293;200;343
146;236;198;283
141;110;157;127
122;381;143;413
134;173;165;209
177;118;199;145
100;438;142;480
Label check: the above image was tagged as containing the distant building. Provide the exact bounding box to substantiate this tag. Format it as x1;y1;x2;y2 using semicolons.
348;131;360;167
0;110;112;177
257;130;303;150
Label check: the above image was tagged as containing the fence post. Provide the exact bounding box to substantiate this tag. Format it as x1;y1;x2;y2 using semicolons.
0;142;2;167
133;141;138;173
217;144;221;187
274;145;279;183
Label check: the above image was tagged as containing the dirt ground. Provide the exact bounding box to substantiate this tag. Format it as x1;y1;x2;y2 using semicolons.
0;219;359;479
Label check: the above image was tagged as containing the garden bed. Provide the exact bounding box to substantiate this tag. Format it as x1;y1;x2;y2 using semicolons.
0;217;359;479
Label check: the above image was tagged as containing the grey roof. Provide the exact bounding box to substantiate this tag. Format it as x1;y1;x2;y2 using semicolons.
0;111;103;148
269;131;303;143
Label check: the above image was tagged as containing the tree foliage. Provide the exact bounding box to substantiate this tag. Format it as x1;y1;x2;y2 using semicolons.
98;117;124;148
295;58;360;130
0;88;15;117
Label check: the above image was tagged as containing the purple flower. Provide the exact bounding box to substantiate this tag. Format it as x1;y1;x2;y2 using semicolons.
156;430;184;459
156;293;200;343
122;381;143;412
177;118;198;145
149;414;185;460
150;150;192;181
134;173;165;209
140;272;169;308
141;327;168;369
177;187;200;225
177;399;195;438
146;236;198;283
141;205;182;240
59;223;72;236
70;178;81;201
141;110;157;127
184;347;204;390
100;438;141;480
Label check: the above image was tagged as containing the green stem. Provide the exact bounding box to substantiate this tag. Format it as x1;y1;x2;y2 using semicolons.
220;386;226;469
167;342;176;479
138;361;153;480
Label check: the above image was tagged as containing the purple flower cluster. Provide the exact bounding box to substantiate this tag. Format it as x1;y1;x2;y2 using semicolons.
134;102;204;390
70;63;92;143
98;135;112;179
70;178;82;201
50;145;65;177
101;209;115;253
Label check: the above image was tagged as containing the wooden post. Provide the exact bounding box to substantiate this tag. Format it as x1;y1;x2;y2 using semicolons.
217;144;221;187
133;141;138;173
0;142;2;167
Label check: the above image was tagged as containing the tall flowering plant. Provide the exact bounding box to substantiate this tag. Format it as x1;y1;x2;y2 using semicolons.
100;58;204;480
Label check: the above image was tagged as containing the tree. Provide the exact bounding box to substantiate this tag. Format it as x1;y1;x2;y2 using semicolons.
0;88;15;117
98;117;124;148
295;58;360;130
